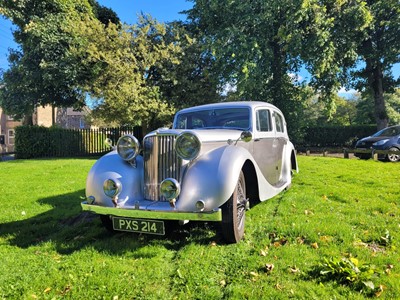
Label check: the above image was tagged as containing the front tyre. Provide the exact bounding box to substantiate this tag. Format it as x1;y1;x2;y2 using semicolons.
221;171;247;243
387;147;400;162
100;215;114;232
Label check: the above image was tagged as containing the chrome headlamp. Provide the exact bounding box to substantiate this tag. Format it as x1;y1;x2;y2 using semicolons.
103;179;122;198
175;132;201;160
160;178;181;200
117;134;140;161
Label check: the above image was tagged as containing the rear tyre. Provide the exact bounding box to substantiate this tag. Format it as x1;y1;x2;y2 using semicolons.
387;147;400;162
221;171;246;243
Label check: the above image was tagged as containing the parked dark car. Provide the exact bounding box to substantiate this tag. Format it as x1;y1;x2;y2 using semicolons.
354;125;400;162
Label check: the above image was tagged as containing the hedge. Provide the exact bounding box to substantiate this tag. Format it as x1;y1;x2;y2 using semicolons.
15;126;142;159
299;124;377;148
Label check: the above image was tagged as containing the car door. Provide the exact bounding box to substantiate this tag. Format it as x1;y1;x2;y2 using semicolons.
252;108;278;185
272;111;287;184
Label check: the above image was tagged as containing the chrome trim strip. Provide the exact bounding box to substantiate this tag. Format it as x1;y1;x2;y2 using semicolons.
81;202;222;221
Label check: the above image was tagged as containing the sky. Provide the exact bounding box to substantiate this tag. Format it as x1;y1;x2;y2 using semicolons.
0;1;398;98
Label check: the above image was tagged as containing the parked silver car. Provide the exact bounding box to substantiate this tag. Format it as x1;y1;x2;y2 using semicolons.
82;102;298;243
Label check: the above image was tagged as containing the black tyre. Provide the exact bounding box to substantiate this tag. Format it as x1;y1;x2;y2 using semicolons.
387;147;400;162
221;171;247;243
359;154;370;160
100;215;114;232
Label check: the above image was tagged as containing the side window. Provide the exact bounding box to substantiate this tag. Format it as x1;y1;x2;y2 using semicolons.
274;113;284;133
256;109;272;132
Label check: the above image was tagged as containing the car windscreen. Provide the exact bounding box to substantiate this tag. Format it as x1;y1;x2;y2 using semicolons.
372;126;400;137
175;108;250;130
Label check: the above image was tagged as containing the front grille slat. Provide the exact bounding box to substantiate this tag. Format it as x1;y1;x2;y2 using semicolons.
144;134;182;201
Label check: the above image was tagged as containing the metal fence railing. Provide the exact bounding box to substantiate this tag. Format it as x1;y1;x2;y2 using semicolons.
15;126;143;159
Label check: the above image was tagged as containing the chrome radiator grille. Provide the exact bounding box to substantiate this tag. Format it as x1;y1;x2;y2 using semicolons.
143;134;182;201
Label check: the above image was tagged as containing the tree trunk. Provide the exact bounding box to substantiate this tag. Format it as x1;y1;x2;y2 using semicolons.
23;114;33;126
366;58;388;130
52;105;56;126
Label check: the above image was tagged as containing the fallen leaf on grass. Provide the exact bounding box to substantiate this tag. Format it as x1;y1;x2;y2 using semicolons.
319;235;332;243
220;279;226;287
273;241;282;247
311;242;319;249
375;285;385;297
250;271;258;277
289;266;300;274
265;264;274;273
43;287;51;294
61;285;71;295
273;238;287;247
250;271;259;281
363;281;375;290
385;264;394;274
304;210;314;215
275;283;283;290
260;249;267;256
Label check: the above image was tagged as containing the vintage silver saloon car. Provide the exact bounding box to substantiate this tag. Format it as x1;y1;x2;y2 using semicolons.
82;101;298;243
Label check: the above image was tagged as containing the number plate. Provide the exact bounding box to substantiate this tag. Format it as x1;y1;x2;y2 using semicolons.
112;217;165;235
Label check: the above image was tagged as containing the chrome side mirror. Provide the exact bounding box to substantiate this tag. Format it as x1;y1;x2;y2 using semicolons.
240;131;252;143
105;138;114;149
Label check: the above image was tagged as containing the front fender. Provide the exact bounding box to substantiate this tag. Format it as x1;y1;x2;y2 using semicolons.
176;145;252;211
85;151;144;207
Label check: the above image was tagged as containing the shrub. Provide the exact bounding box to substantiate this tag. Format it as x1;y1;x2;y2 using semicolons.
298;124;377;148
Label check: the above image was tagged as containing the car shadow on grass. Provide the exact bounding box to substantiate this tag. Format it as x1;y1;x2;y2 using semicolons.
0;189;222;255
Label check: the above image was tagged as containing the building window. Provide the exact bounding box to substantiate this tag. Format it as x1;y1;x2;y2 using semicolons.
79;117;85;129
8;129;15;145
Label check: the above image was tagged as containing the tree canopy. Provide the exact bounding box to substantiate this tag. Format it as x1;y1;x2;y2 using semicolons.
78;16;182;132
1;0;398;133
187;0;399;130
0;0;107;123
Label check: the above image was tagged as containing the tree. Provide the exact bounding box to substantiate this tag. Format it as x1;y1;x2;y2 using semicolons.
355;88;400;125
147;21;222;110
186;0;312;138
0;0;116;123
283;0;399;129
351;0;400;129
187;0;398;131
78;16;182;133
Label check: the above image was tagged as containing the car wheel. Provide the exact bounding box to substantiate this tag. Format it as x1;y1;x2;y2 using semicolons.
387;147;400;162
221;171;247;243
100;215;115;232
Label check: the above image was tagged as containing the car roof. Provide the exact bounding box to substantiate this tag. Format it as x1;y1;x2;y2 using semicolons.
176;101;282;114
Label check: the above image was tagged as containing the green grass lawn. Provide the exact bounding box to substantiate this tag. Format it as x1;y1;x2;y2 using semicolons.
0;156;399;299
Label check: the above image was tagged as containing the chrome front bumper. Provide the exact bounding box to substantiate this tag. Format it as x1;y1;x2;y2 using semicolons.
81;201;222;222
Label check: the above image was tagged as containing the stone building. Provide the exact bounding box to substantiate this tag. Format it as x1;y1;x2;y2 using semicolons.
0;105;91;153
